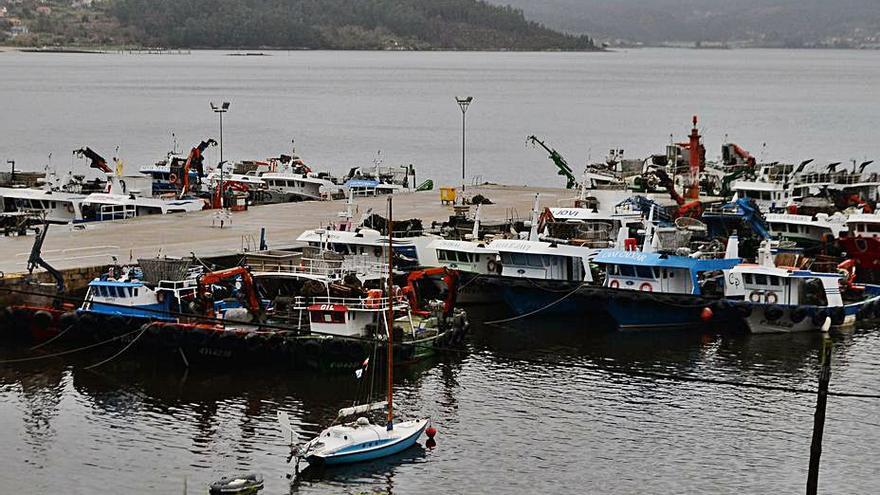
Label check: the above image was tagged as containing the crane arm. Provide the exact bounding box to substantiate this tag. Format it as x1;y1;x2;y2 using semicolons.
179;139;217;199
27;222;65;300
73;147;112;173
527;135;578;189
198;266;261;319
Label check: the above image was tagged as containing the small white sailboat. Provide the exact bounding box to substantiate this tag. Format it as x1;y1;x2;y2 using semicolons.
278;196;432;467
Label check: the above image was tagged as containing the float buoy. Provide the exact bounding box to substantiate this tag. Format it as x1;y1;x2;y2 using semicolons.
700;307;713;322
426;425;437;439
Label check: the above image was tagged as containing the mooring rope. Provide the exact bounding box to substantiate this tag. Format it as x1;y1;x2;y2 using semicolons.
28;324;75;351
484;283;586;325
0;327;143;364
84;324;150;370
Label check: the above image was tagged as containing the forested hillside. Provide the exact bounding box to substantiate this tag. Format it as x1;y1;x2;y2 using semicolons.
0;0;598;50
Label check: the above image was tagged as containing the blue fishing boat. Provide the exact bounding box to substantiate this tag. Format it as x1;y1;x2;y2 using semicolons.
593;248;741;330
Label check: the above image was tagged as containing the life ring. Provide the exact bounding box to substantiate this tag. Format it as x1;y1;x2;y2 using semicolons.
156;291;165;303
765;292;778;304
855;238;868;253
365;289;383;309
639;283;653;292
66;203;75;214
748;291;763;303
487;259;498;273
790;307;808;323
609;279;620;289
169;173;178;184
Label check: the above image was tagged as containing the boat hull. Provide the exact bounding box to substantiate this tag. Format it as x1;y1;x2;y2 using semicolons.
308;420;428;466
602;289;741;331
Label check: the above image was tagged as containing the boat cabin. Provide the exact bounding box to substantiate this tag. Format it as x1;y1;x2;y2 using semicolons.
297;228;438;268
0;187;85;223
430;239;498;275
488;239;595;282
594;250;740;295
844;214;880;239
765;213;847;246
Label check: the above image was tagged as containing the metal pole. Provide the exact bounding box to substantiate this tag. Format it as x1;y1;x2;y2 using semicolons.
806;338;832;495
7;160;14;184
461;110;466;193
219;111;224;164
386;196;394;431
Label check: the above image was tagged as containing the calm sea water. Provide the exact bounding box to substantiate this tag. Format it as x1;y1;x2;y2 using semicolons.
2;49;880;494
1;49;880;187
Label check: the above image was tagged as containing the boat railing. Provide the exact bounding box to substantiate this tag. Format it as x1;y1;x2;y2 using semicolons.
98;203;137;221
292;294;408;311
250;255;388;278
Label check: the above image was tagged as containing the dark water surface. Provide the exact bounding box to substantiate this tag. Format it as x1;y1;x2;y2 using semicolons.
2;312;879;493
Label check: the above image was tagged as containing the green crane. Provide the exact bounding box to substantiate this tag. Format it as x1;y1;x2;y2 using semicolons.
527;135;578;189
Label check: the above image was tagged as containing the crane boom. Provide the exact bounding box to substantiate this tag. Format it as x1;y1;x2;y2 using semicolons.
73;147;112;174
527;135;578;189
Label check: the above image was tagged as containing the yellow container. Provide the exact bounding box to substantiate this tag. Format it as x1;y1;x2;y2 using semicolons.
440;187;457;204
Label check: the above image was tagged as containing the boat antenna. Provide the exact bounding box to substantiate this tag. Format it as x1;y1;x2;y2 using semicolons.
171;131;178;154
471;204;481;240
386;195;394;431
528;193;540;241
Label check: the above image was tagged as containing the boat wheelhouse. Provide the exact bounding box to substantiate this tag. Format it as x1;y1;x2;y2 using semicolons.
0;187;85;223
838;213;880;282
765;213;847;249
490;239;596;282
80;193;204;221
261;172;342;201
296;227;439;268
731;179;790;213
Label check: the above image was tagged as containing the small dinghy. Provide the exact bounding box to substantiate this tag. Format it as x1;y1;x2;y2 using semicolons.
208;473;264;494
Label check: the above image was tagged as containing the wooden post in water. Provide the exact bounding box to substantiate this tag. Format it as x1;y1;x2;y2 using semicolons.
806;338;832;495
386;196;394;431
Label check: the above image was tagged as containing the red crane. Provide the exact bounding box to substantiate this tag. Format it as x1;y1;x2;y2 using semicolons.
197;266;261;320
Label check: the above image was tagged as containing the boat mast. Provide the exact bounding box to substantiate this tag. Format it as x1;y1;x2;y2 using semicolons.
386;196;394;430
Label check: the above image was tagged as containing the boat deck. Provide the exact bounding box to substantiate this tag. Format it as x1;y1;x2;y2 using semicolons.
0;185;570;275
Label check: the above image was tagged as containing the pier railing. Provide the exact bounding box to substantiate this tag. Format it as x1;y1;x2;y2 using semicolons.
249;255;388;278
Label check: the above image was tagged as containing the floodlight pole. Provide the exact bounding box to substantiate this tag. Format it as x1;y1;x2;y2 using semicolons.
211;102;230;207
455;96;473;195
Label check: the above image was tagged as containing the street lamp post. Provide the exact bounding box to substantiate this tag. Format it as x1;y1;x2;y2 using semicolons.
210;101;230;207
455;96;473;195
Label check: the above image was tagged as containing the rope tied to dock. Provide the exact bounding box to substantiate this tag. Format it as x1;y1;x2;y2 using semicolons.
84;324;150;370
485;283;586;325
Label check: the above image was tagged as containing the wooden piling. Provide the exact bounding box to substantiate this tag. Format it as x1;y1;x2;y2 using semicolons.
806;338;832;495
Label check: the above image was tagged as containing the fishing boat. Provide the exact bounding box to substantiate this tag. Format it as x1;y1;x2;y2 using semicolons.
765;212;847;251
279;196;431;467
724;241;880;333
0;187;86;223
838;212;880;282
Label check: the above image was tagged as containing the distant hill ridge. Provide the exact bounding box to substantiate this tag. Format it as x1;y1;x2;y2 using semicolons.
0;0;599;50
487;0;880;47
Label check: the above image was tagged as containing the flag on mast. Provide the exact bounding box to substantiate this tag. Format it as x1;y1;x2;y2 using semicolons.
354;357;370;379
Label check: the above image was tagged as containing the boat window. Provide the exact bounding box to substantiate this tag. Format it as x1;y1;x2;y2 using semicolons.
619;265;635;277
635;266;653;279
458;251;470;263
787;224;797;233
660;268;667;279
869;224;880;233
511;253;527;265
527;254;544;267
437;250;446;261
754;274;768;285
743;273;753;284
768;276;781;286
133;288;139;297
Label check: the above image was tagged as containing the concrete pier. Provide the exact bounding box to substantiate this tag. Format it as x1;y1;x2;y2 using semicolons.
0;185;573;277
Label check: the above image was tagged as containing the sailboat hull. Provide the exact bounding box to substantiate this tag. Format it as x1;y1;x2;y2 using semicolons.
307;419;428;466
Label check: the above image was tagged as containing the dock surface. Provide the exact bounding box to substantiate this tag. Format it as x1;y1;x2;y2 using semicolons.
0;185;572;275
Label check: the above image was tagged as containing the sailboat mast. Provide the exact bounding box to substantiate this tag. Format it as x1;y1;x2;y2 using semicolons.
386;196;394;429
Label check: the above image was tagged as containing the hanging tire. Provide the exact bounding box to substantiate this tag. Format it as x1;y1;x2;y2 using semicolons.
764;305;783;322
790;307;808;324
830;307;846;326
59;311;79;329
812;309;828;327
735;303;753;317
33;310;53;330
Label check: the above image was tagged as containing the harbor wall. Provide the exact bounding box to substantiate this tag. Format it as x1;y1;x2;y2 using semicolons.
0;265;106;307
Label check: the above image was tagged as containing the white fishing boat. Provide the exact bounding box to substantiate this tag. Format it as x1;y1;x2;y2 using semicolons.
279;196;432;468
765;212;848;249
261;172;342;201
0;187;86;223
724;241;880;333
80;193;205;221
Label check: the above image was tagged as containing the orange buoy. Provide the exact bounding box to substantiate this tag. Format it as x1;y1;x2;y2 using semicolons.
700;307;714;321
426;425;437;439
